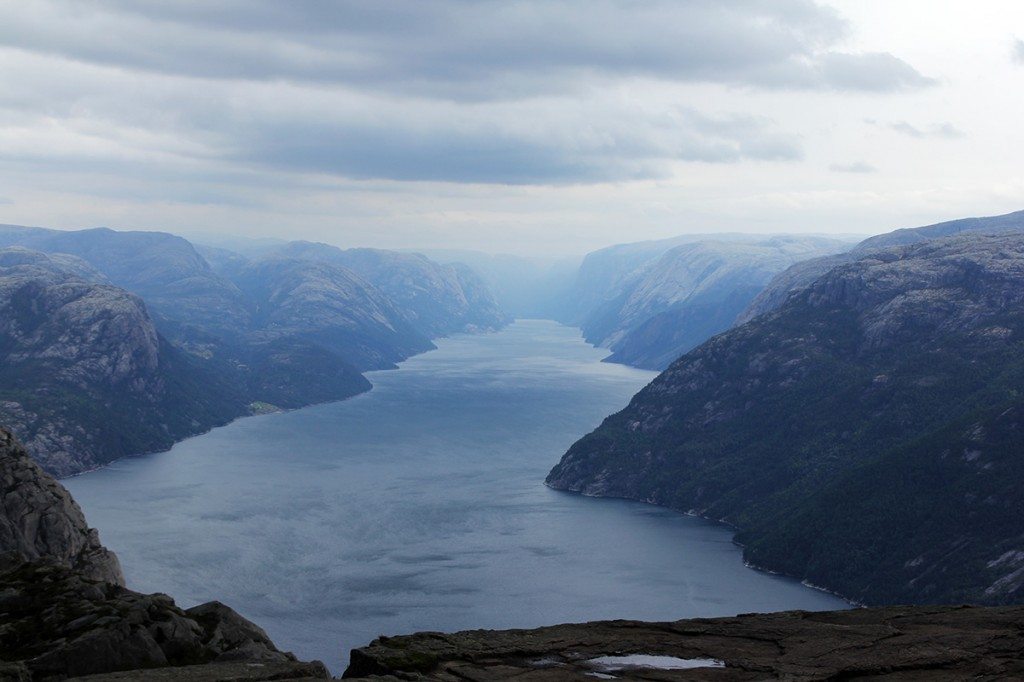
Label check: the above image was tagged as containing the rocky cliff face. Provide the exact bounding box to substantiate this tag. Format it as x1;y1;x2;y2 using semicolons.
0;249;246;476
233;257;434;370
270;242;510;336
560;234;707;326
740;208;1024;323
0;428;327;681
548;232;1024;605
344;605;1024;680
0;428;123;584
576;236;846;369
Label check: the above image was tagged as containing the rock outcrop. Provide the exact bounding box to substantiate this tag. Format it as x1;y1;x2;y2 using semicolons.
548;232;1024;605
0;560;318;680
0;428;123;584
343;605;1024;680
0;428;328;681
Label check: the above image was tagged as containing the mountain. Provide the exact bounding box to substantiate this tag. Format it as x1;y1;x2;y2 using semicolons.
269;242;510;335
0;225;515;476
0;225;252;344
548;232;1024;606
0;248;249;476
741;209;1024;323
0;227;467;475
576;236;847;369
232;257;434;370
560;234;710;326
0;427;328;680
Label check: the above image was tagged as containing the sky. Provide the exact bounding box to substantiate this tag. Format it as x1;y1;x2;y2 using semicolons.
0;0;1022;255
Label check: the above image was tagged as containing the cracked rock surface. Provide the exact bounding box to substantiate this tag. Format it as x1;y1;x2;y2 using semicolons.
343;605;1024;680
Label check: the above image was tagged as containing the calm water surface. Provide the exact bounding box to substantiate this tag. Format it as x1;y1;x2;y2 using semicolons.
67;320;847;672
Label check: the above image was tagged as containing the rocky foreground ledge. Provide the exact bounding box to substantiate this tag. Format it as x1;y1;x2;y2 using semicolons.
0;427;329;681
343;605;1024;680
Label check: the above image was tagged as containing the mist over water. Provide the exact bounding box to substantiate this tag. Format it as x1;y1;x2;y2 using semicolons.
66;320;846;672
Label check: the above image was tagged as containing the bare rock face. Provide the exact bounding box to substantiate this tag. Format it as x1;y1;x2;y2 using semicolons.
740;208;1024;322
0;428;123;585
0;428;326;680
567;236;846;370
0;560;314;680
0;249;248;477
0;225;252;343
343;606;1024;680
233;257;434;371
268;243;510;337
64;660;330;681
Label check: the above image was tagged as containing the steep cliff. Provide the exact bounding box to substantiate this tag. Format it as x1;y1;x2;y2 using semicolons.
560;234;710;326
270;242;510;336
0;428;327;680
0;227;462;475
0;428;123;584
548;232;1024;605
233;257;434;370
0;249;246;476
584;237;845;369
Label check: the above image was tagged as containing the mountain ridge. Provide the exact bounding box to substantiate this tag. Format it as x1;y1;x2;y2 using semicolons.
740;208;1024;323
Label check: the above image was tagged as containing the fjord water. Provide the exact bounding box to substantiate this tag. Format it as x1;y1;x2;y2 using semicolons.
66;320;846;671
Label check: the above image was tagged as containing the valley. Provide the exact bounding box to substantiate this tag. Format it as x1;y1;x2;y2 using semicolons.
62;321;847;671
3;4;1024;678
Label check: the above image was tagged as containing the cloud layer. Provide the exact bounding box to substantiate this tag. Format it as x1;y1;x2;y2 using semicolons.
865;119;964;139
0;0;936;186
829;161;877;173
8;0;1021;257
1;1;934;98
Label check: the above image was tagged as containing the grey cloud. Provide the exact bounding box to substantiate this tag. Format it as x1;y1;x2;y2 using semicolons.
0;1;933;98
229;106;803;184
815;52;936;90
868;119;964;139
0;54;802;185
829;162;877;173
1014;38;1024;64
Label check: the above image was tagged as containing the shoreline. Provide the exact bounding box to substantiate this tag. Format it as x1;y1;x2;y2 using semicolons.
547;482;861;609
58;324;516;480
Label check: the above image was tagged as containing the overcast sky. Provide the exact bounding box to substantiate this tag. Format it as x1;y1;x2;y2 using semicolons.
0;0;1022;255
